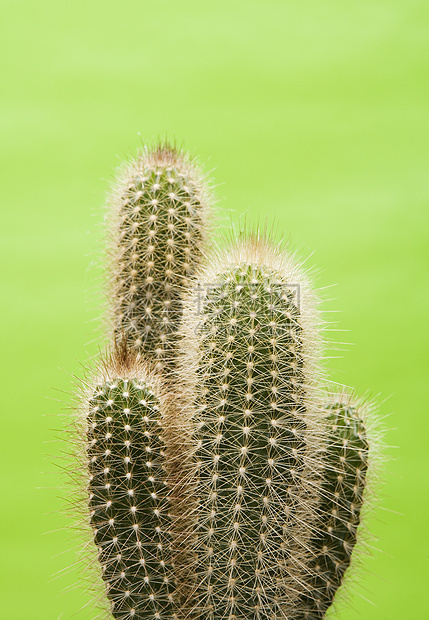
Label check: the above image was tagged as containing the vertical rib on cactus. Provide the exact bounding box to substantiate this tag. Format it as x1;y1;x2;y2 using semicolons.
178;236;327;620
83;351;196;620
108;142;212;372
293;394;370;620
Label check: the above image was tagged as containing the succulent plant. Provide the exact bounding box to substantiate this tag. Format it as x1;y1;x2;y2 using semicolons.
86;356;174;619
107;142;212;372
293;393;370;619
84;351;196;620
178;238;327;620
75;143;376;620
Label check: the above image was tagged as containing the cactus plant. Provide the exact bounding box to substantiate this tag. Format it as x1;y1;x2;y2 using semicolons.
75;144;376;620
178;237;328;620
294;393;370;619
83;349;196;620
107;142;212;371
86;354;174;619
77;141;211;618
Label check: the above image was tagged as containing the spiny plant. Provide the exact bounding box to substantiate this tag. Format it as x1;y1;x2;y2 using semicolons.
178;238;327;620
75;143;377;620
82;349;196;619
85;355;174;619
178;238;372;620
294;393;371;619
75;141;210;619
107;142;212;371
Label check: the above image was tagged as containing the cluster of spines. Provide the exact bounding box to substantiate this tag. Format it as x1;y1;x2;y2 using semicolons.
294;396;369;619
108;144;211;371
87;372;175;619
178;242;327;620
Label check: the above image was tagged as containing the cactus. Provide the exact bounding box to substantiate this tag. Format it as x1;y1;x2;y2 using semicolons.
178;238;329;619
84;350;196;620
79;141;211;618
86;356;173;619
293;394;370;619
75;145;376;620
107;142;212;371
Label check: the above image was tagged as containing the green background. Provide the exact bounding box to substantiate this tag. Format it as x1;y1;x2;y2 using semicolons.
1;1;428;618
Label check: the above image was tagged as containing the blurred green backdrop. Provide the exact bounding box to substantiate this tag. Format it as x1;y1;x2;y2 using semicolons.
1;1;428;618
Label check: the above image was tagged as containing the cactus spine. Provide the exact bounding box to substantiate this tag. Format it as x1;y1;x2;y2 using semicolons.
108;143;212;371
75;143;376;620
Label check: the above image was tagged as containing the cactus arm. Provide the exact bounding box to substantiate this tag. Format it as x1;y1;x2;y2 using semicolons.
108;143;212;372
87;372;174;619
293;396;370;619
178;239;326;620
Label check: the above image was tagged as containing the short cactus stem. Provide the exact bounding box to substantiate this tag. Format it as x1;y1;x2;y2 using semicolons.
83;351;195;620
293;393;371;619
108;143;212;372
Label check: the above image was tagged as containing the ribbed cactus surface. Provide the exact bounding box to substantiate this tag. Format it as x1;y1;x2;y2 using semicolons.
294;397;369;619
87;369;174;619
179;241;326;620
109;144;211;370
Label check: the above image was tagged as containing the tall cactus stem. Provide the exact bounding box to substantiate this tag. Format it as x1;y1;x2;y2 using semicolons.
178;235;328;620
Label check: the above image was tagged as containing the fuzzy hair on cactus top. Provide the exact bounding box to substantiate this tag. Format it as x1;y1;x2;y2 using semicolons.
73;141;378;620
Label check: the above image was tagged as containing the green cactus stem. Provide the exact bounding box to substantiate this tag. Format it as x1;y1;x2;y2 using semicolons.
108;143;212;372
84;352;195;620
293;394;370;620
178;237;327;620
